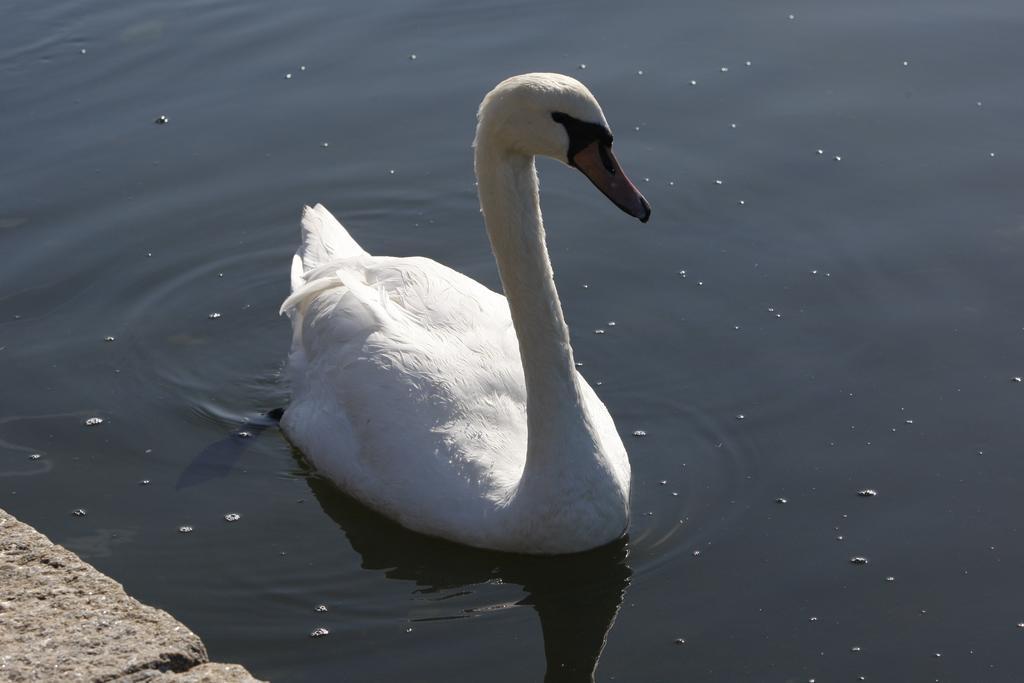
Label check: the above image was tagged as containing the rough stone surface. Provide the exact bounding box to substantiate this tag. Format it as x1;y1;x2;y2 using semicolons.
0;509;265;683
122;663;264;682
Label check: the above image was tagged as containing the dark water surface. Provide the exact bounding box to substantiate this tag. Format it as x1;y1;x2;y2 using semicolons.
3;0;1024;680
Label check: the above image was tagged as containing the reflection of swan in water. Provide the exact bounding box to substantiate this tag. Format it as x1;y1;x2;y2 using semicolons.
303;470;631;683
175;415;630;678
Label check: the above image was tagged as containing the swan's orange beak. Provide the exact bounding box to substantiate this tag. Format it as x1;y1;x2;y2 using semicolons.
571;141;651;223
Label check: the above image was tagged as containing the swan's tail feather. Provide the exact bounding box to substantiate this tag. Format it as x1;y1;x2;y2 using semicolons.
280;273;345;317
283;204;380;378
286;203;366;314
297;203;367;280
289;252;305;297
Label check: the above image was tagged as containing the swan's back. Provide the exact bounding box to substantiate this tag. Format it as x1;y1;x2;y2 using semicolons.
281;205;534;544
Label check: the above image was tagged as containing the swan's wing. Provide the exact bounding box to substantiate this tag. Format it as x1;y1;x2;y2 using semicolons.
284;252;524;417
281;223;528;527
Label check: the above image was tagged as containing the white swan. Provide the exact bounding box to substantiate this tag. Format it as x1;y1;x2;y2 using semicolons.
280;73;650;554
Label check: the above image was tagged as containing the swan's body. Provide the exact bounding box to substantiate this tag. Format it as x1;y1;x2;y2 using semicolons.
281;74;650;554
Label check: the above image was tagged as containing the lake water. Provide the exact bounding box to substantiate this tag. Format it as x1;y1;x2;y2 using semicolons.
3;0;1024;680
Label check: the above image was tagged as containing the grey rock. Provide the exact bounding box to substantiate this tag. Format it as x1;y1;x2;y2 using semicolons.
0;508;265;682
120;663;264;682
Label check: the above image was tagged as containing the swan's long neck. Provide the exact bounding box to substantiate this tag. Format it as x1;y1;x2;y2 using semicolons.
475;144;585;459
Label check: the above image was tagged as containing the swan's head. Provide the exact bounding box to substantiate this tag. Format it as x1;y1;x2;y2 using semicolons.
476;73;651;223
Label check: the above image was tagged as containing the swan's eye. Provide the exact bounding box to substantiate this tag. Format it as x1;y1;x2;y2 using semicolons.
552;112;614;164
